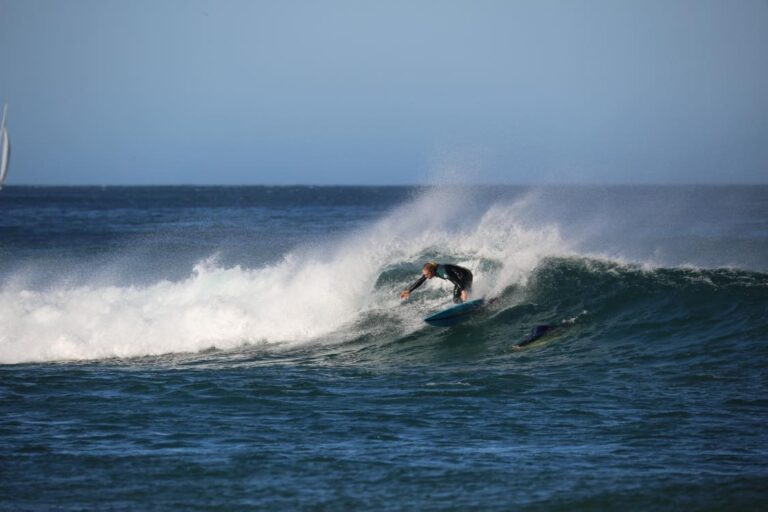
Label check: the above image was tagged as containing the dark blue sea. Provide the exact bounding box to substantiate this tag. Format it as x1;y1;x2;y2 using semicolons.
1;185;767;510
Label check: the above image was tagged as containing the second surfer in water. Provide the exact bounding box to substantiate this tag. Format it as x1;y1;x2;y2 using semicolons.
400;262;473;304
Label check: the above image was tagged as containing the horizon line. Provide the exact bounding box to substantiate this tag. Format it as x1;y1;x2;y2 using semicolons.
1;182;767;188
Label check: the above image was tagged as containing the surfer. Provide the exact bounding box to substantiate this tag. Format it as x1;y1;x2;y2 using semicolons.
516;313;584;347
400;262;473;303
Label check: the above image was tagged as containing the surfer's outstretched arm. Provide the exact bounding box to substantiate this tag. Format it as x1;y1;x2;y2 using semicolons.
400;276;426;300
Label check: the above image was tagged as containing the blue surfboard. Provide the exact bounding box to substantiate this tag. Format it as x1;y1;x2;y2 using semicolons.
424;299;485;327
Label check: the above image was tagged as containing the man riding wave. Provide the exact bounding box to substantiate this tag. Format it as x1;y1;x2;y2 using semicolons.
400;261;473;304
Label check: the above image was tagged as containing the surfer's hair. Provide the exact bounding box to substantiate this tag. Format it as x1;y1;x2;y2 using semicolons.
423;261;438;274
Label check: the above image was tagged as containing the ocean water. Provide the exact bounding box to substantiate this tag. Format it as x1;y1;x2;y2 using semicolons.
1;185;767;510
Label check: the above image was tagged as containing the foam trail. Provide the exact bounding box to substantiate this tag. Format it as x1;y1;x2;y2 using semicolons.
0;187;568;364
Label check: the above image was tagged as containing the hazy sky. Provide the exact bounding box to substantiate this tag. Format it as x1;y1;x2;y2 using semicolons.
1;0;766;185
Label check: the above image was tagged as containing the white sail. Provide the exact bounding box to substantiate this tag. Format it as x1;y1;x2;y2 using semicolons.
0;104;8;190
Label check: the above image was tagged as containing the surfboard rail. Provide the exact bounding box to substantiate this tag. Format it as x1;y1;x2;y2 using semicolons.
424;299;485;327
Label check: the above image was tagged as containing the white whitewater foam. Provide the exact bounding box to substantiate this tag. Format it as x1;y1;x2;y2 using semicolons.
0;187;569;364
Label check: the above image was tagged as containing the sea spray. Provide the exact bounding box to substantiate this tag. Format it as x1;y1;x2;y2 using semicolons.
0;187;569;363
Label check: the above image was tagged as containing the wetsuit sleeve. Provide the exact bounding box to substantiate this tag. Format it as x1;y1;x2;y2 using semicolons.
407;275;427;293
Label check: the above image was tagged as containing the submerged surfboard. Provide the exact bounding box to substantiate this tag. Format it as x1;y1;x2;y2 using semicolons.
424;299;485;327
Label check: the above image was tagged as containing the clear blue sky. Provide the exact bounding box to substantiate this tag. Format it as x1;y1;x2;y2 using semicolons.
1;0;766;185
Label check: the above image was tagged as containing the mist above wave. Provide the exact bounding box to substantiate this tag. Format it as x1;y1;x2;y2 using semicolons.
0;187;565;363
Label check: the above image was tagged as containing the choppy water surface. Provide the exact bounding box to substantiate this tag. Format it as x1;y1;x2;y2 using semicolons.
1;186;767;510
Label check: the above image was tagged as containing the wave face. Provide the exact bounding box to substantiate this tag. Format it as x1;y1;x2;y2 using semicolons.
0;185;766;364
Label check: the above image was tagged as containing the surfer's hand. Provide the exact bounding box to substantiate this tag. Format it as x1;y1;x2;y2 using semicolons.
400;290;410;300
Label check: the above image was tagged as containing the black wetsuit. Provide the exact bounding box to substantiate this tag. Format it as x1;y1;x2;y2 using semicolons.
407;264;473;303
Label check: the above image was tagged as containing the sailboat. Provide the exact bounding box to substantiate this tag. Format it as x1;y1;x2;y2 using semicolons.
0;104;9;190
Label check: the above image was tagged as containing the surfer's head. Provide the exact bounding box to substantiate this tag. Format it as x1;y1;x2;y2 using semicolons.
422;261;438;278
